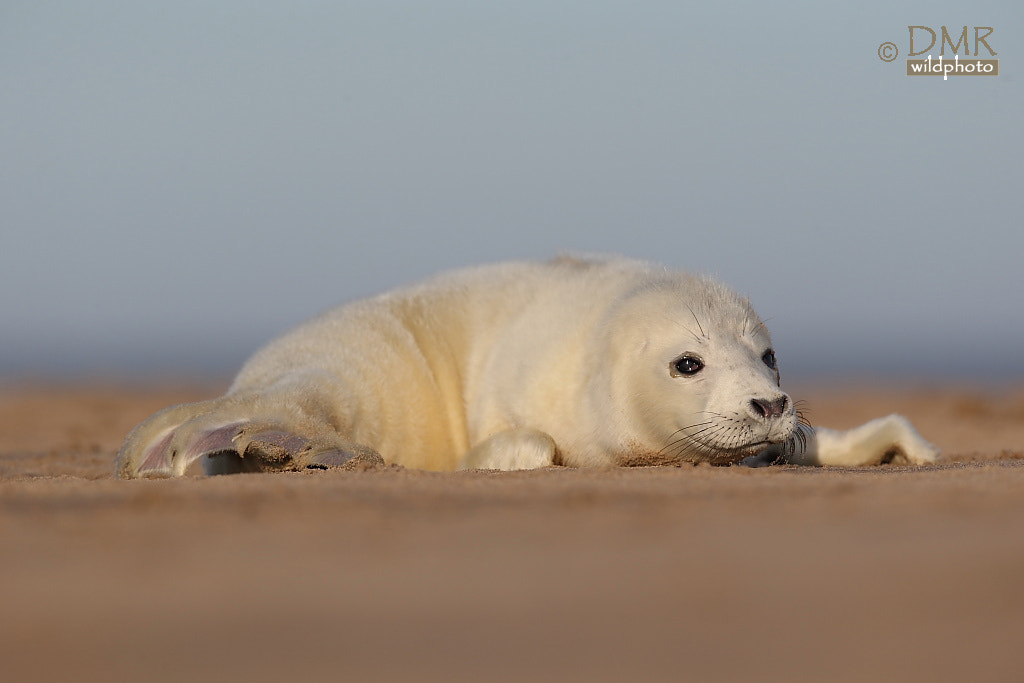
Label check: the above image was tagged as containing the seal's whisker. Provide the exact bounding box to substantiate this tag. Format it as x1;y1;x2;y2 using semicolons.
746;316;772;339
657;422;715;455
665;316;705;344
685;305;708;340
660;404;801;463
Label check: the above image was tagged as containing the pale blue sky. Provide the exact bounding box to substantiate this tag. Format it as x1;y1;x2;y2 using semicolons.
1;1;1021;381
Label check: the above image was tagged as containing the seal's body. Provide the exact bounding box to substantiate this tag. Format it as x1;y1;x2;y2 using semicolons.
117;258;937;478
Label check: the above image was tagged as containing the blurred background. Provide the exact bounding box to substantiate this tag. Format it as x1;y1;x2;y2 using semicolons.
1;0;1021;383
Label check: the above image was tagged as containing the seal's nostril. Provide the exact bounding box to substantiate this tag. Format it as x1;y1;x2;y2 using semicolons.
750;399;767;418
750;396;788;419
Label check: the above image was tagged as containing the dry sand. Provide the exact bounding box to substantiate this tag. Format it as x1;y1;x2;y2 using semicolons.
2;380;1024;682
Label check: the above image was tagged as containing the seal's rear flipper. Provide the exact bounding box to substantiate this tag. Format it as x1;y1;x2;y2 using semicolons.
116;397;383;479
117;398;229;478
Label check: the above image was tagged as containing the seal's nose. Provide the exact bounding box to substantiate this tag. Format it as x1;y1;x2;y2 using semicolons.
749;395;789;420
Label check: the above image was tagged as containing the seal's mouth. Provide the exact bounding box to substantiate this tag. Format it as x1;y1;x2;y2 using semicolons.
699;443;771;466
618;437;784;468
654;421;797;466
694;429;797;466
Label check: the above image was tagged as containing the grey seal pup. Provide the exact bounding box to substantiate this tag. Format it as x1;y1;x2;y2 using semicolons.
117;257;937;477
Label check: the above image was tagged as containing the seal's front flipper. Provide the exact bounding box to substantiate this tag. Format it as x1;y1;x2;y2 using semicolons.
456;428;558;471
783;415;938;467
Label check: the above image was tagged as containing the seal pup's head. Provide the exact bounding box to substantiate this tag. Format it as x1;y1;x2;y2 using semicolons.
603;273;798;466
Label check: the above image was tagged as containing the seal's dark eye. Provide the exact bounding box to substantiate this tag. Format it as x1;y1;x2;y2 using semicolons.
762;349;777;370
671;355;704;377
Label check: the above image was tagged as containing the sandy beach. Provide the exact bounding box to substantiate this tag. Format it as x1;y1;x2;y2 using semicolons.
2;380;1023;682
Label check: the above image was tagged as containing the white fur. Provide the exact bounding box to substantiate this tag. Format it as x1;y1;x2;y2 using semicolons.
788;415;938;467
116;257;938;478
